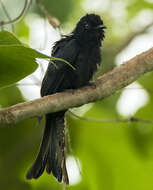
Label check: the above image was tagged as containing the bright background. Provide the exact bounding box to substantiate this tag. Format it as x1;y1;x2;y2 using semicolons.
0;0;153;189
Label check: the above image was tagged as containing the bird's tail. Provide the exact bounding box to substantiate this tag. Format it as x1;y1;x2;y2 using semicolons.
26;112;69;184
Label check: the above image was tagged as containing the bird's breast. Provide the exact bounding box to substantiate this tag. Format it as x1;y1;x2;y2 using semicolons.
68;46;101;89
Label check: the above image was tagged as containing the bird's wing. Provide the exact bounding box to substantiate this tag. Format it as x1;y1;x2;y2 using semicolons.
40;38;79;97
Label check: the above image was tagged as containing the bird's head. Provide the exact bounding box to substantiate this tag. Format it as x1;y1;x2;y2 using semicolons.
73;14;106;46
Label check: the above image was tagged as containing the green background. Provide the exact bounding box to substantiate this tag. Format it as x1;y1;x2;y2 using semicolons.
0;0;153;189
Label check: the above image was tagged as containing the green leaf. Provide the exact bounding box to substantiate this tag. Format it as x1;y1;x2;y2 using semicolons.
0;31;37;88
0;44;38;89
0;30;22;45
0;31;74;89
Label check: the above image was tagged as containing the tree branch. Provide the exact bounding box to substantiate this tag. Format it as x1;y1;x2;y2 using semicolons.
0;47;153;126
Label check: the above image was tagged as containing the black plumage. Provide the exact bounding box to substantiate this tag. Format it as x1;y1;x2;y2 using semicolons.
26;13;106;184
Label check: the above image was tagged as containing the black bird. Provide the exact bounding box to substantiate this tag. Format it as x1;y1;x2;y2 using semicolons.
26;13;106;184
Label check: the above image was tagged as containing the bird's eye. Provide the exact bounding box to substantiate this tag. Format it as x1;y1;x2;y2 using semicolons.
84;23;89;29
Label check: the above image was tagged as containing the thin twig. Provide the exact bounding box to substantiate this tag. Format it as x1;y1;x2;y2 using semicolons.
114;21;153;54
26;0;33;12
69;111;153;125
0;0;14;32
0;0;29;26
36;0;60;28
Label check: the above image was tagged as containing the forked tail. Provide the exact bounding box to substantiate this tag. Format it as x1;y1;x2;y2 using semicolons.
26;112;69;184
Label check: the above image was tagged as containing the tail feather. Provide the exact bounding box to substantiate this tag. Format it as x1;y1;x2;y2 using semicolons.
26;112;69;184
26;116;51;179
47;114;69;184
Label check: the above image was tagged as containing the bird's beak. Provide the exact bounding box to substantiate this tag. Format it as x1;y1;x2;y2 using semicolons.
96;24;107;29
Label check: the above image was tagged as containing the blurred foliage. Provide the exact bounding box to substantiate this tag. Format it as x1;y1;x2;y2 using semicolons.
33;0;75;23
0;0;153;190
127;0;153;19
15;20;30;43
